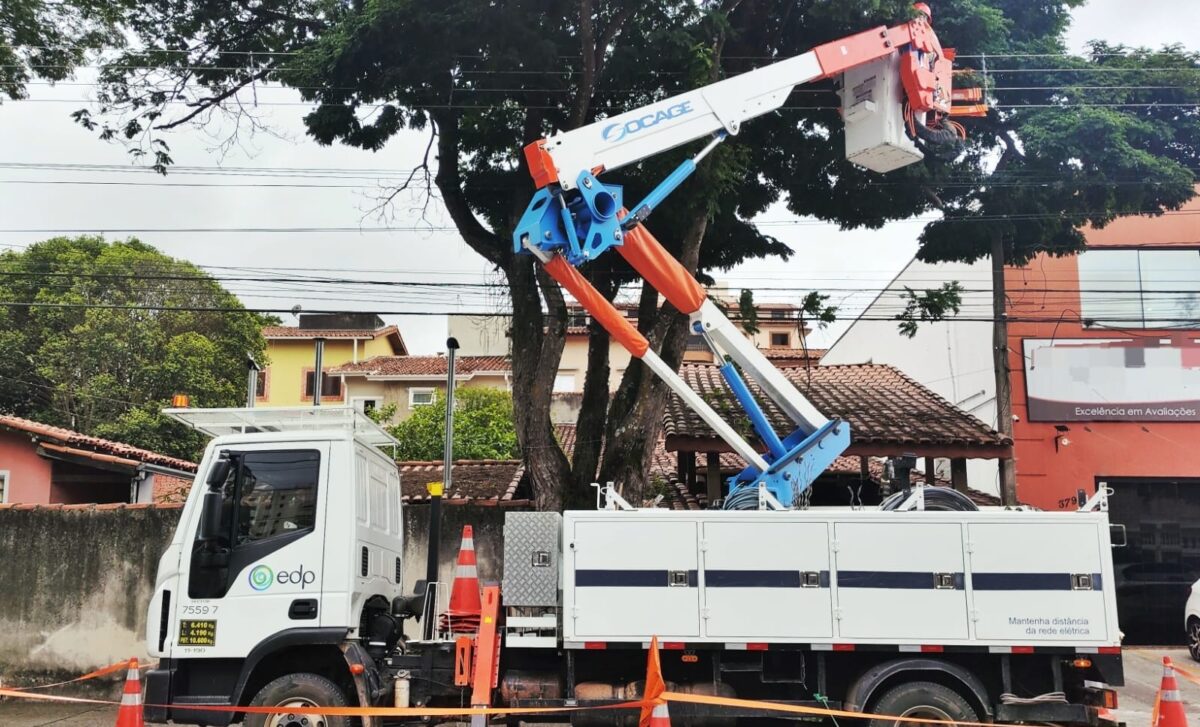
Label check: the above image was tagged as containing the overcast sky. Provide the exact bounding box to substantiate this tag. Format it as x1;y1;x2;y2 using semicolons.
0;0;1195;354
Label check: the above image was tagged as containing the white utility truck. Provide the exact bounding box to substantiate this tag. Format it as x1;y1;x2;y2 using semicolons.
145;7;1125;726
144;406;1124;727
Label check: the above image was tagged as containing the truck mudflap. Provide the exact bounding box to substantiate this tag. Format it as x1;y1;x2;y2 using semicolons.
341;641;385;727
143;660;172;723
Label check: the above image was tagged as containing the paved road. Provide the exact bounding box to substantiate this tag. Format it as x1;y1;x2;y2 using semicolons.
0;648;1194;725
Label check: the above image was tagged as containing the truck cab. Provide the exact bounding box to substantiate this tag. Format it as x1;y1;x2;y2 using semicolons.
143;407;403;726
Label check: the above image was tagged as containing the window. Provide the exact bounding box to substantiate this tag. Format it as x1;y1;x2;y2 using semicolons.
409;388;435;407
1079;249;1200;329
304;370;342;398
0;471;8;503
685;335;708;351
770;309;788;319
770;332;791;347
234;451;321;544
254;368;268;399
553;373;577;392
354;397;381;415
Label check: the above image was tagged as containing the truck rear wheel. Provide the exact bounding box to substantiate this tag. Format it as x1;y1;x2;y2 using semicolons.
245;672;350;727
866;681;978;726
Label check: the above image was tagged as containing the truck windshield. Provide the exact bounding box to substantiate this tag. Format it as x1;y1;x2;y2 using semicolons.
232;450;321;545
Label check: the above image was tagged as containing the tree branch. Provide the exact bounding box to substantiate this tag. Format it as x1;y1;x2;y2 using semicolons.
154;68;271;130
432;111;506;266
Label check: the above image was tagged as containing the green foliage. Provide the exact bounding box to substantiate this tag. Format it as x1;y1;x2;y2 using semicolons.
737;289;759;334
894;282;964;338
366;402;398;426
799;291;839;331
0;0;124;100
0;236;270;459
387;387;519;462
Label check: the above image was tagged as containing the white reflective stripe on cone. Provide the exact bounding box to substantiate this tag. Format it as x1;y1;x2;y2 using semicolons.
461;538;475;550
456;565;478;577
120;692;142;706
651;704;669;718
1161;689;1181;701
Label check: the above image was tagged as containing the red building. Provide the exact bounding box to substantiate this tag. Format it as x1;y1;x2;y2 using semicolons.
1006;192;1200;641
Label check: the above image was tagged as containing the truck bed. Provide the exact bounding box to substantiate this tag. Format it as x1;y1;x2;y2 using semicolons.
561;508;1121;651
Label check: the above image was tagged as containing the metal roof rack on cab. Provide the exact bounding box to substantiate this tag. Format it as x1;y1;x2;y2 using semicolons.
162;405;401;449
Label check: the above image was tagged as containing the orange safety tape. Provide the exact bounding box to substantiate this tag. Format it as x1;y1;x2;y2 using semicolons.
5;659;139;691
1169;661;1200;689
1151;690;1161;725
661;690;1000;726
2;684;1031;725
0;688;648;717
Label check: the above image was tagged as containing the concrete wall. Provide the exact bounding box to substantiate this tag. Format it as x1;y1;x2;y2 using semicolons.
0;504;180;682
0;502;519;682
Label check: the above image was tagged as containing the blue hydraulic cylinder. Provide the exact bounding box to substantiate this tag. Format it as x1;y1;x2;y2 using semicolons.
620;158;697;231
718;361;787;460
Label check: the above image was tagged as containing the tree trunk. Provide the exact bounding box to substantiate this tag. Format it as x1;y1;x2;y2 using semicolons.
598;214;708;499
506;256;573;512
570;280;617;505
990;234;1018;505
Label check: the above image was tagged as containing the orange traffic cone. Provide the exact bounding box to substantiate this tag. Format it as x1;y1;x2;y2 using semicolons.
440;525;482;633
639;637;669;727
1156;657;1190;727
114;658;144;727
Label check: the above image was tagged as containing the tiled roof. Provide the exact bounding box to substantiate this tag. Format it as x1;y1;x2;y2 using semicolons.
332;355;510;378
397;459;524;503
263;325;407;353
664;363;1009;452
0;415;197;472
758;347;826;361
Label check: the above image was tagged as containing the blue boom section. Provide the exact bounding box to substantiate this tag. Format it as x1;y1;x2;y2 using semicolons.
723;418;851;510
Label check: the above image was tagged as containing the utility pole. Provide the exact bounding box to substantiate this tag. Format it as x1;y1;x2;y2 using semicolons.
990;235;1018;505
422;337;458;640
312;338;325;407
245;354;260;408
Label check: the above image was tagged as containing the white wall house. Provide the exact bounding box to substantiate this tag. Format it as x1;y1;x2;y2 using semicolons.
821;258;1000;495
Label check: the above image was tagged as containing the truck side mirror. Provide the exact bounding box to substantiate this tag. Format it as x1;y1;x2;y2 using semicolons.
206;454;232;488
199;490;225;543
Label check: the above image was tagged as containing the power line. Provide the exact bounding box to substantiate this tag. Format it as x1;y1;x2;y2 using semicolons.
2;211;1199;235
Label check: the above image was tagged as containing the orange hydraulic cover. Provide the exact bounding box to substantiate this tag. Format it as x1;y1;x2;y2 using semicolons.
545;256;651;358
617;221;707;316
523;139;559;188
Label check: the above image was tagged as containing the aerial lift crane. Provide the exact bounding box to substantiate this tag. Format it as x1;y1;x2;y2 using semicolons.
142;9;1124;727
512;3;982;509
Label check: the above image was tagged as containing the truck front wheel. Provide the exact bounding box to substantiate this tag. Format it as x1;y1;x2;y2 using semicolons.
867;681;978;726
246;672;350;727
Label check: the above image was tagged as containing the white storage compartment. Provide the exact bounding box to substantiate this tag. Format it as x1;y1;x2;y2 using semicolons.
701;521;833;639
969;522;1111;641
833;521;969;641
567;518;700;638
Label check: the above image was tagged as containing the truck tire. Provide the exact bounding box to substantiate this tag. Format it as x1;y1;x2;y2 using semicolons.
866;681;978;726
245;672;350;727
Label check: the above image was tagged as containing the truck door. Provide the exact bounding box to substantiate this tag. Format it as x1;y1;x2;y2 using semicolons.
172;444;330;659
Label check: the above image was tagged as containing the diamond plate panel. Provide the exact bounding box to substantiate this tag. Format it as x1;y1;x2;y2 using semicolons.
502;512;562;606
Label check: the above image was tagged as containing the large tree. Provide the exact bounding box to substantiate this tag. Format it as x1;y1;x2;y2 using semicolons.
0;237;270;459
71;0;1198;506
